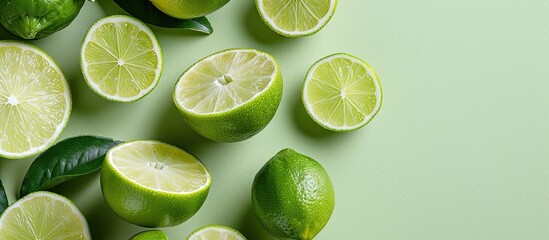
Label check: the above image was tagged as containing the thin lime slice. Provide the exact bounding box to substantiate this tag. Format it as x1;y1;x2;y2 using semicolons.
101;141;211;227
187;225;247;240
107;141;210;193
173;49;283;142
81;15;163;102
0;41;71;159
130;230;169;240
255;0;337;37
302;53;382;131
0;191;91;240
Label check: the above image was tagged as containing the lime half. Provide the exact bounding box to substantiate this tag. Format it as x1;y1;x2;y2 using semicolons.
0;41;71;159
81;15;163;102
173;49;283;142
255;0;337;37
0;191;91;239
100;141;211;227
187;225;247;240
302;53;382;132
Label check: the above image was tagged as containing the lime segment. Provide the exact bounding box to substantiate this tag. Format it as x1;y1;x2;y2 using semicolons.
302;53;382;131
0;41;71;159
256;0;337;37
81;15;163;102
0;191;90;240
187;225;247;240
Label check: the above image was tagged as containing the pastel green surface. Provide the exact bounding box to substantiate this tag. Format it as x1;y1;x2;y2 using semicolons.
0;1;547;239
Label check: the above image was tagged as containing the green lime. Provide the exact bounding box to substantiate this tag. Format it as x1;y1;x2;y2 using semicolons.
187;225;247;240
0;0;85;39
173;48;283;142
0;41;71;159
302;53;382;132
255;0;337;37
100;141;211;227
130;230;169;240
0;191;91;239
252;149;335;240
149;0;230;19
81;15;163;102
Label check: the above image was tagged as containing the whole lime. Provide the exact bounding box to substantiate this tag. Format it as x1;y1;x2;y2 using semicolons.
0;0;85;39
130;230;169;240
149;0;230;19
252;149;335;240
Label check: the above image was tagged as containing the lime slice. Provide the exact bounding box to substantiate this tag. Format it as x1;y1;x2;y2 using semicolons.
0;191;91;240
81;15;163;102
187;225;247;240
302;53;382;132
255;0;337;37
173;49;283;142
100;141;211;227
0;41;71;159
130;230;169;240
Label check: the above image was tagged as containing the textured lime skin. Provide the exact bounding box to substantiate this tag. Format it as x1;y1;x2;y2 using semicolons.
252;149;335;240
0;0;85;39
100;142;211;228
173;49;283;142
150;0;230;19
130;230;169;240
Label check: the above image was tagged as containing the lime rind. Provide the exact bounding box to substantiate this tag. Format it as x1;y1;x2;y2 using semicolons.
255;0;338;37
174;48;279;115
187;225;247;240
80;15;163;103
0;41;71;159
0;191;90;239
106;140;211;195
302;53;382;132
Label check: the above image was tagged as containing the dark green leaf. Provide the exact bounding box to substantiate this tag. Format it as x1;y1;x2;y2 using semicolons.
113;0;213;34
0;179;7;214
20;136;121;198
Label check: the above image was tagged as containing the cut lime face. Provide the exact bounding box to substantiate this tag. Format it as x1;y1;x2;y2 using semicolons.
0;41;71;159
0;191;91;240
101;141;212;227
176;49;277;114
173;49;283;142
302;53;382;132
81;15;163;102
187;225;247;240
108;141;210;193
256;0;337;37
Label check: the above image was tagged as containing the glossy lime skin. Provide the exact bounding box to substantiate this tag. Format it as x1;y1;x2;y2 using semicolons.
0;0;85;39
150;0;230;19
252;149;335;240
130;230;169;240
100;153;210;228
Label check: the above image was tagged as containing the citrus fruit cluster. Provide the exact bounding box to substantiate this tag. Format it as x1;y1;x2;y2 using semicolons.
0;0;384;239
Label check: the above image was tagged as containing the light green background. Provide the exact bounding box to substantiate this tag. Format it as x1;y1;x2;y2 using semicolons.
1;0;548;239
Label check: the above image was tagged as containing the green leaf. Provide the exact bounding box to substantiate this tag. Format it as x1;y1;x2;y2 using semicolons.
20;136;122;198
0;179;7;214
113;0;213;34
